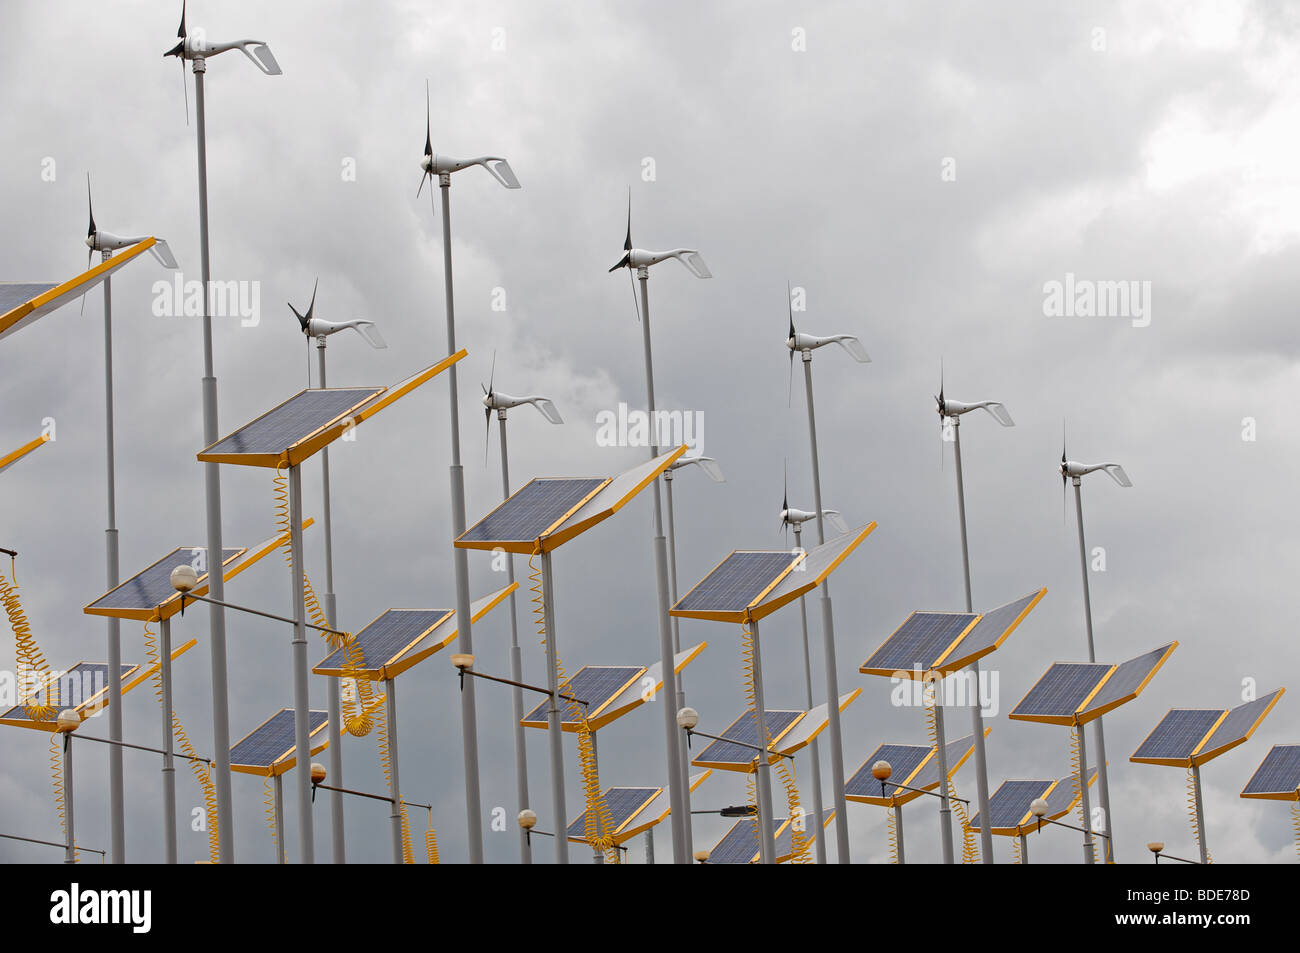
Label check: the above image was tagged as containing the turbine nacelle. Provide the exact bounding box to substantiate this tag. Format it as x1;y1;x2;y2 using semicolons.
164;35;281;74
669;451;724;482
419;153;520;189
480;390;563;424
936;397;1014;427
610;247;712;278
288;281;386;349
1061;460;1132;487
785;330;870;363
780;506;848;534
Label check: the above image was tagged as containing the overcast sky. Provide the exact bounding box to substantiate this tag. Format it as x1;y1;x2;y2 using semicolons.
1;0;1297;865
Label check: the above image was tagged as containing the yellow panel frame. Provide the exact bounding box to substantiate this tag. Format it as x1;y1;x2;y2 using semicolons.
0;433;51;475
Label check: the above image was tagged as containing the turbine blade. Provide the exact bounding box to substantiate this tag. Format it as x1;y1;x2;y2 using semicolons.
424;80;433;158
86;173;95;239
484;406;492;467
624;187;632;251
181;59;189;125
307;278;318;322
288;303;308;331
489;350;496;397
177;0;186;38
787;348;794;407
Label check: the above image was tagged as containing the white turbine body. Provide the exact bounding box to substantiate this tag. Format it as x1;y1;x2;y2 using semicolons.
481;389;563;424
420;153;520;189
167;33;281;73
781;506;849;535
625;247;712;278
786;330;870;363
288;282;386;350
938;397;1014;427
1063;460;1132;487
670;452;724;482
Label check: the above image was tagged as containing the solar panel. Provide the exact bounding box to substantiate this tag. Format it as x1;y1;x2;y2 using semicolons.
1196;690;1284;762
204;388;380;460
1132;710;1223;763
859;611;977;676
1241;745;1300;799
230;708;329;772
618;771;711;840
565;787;659;840
459;478;607;546
0;662;133;719
845;743;930;802
693;709;803;769
315;609;453;678
0;283;56;313
522;665;643;727
969;779;1053;832
940;590;1046;667
672;552;799;615
1043;767;1097;817
88;547;243;614
1080;644;1175;717
708;816;783;864
1010;663;1110;722
911;732;981;791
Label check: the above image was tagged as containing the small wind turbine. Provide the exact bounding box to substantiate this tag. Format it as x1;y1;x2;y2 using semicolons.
936;370;1014;865
609;191;711;863
163;0;281;865
779;466;847;864
480;355;562;864
81;173;180;864
285;280;386;863
785;284;868;864
1060;431;1131;864
416;82;520;864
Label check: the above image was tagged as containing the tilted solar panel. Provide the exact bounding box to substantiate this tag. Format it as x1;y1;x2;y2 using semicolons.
969;779;1054;832
459;478;607;546
860;611;977;676
1010;663;1110;721
673;551;799;615
845;743;930;800
230;709;329;769
1043;767;1096;817
709;816;783;864
522;665;643;726
89;547;243;612
316;609;452;674
0;283;57;313
205;388;380;458
1081;644;1174;715
1132;709;1223;763
942;590;1045;664
694;709;803;768
0;662;133;718
1241;745;1300;798
910;732;980;790
1196;690;1284;762
566;787;659;839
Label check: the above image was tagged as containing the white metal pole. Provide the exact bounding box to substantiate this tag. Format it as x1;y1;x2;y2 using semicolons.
791;522;827;864
160;617;178;864
931;680;955;864
498;412;532;864
438;175;484;864
63;733;75;864
287;464;314;863
591;731;603;865
749;617;777;865
386;677;403;864
663;471;695;856
951;420;994;863
895;803;905;864
539;550;569;864
192;58;235;863
1019;831;1029;863
645;828;655;864
1073;477;1115;862
274;773;286;864
636;268;688;863
800;351;850;862
1192;765;1208;864
315;339;346;865
1075;724;1096;864
101;264;125;864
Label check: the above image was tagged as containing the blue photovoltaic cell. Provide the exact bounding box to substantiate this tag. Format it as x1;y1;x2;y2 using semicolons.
460;478;606;545
1011;663;1110;719
911;734;977;790
673;552;799;614
1044;769;1095;816
0;283;56;313
230;709;328;768
1133;709;1223;761
709;817;781;864
970;779;1053;831
523;665;642;724
861;612;977;673
1082;645;1171;713
90;547;242;612
696;709;803;765
948;592;1040;660
205;388;380;457
1198;691;1282;757
1242;745;1300;797
845;743;930;798
565;787;658;839
317;609;452;672
0;662;132;718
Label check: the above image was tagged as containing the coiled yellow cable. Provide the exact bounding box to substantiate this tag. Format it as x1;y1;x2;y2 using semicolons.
740;623;809;862
272;467;374;737
527;554;618;862
374;692;414;863
1291;800;1300;861
1186;767;1213;864
1070;727;1099;863
886;804;900;864
923;675;977;863
1011;835;1022;865
425;809;440;864
48;732;77;862
263;775;278;855
0;562;55;721
143;622;219;862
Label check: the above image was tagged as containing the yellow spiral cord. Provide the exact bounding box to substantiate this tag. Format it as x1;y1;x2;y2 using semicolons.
923;674;977;863
1186;767;1213;864
49;732;77;862
886;804;900;864
263;776;279;855
1070;726;1099;863
425;809;440;864
375;692;414;863
528;554;618;863
272;467;374;737
1291;801;1300;861
741;623;810;863
0;560;55;721
1011;835;1022;865
143;622;219;862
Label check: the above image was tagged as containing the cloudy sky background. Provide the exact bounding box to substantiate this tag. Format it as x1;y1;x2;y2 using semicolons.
1;0;1297;864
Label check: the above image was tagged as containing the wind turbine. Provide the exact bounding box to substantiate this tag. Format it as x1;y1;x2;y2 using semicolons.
82;173;179;863
416;81;520;864
1061;433;1131;864
663;448;724;853
481;356;562;864
936;372;1014;864
163;0;281;863
286;281;386;863
785;284;869;863
609;192;711;863
780;468;848;864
